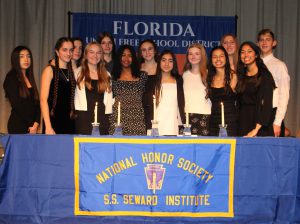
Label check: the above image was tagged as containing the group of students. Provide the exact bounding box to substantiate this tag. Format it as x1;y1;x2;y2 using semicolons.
3;29;290;137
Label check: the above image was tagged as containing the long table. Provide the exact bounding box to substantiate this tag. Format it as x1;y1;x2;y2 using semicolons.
0;135;299;223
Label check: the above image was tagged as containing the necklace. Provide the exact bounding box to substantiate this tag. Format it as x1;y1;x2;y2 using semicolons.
60;68;69;82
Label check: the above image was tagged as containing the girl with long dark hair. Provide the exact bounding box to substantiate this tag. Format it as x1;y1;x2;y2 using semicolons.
3;46;40;134
72;37;84;70
109;45;147;135
138;39;159;131
152;50;185;135
237;41;276;137
40;37;76;134
207;46;238;136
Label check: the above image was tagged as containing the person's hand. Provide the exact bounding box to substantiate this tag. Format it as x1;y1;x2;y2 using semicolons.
273;124;281;137
28;122;39;134
46;127;56;135
28;126;37;134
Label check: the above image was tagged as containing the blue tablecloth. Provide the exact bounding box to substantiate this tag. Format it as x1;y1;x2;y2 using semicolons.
0;135;299;224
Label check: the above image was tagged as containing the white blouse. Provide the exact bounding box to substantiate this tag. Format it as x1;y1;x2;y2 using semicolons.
183;70;211;115
157;83;179;135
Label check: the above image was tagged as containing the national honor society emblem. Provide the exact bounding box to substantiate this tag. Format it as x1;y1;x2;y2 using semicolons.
144;164;166;193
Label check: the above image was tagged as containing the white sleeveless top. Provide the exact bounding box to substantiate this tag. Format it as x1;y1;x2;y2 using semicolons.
157;83;178;135
183;70;211;114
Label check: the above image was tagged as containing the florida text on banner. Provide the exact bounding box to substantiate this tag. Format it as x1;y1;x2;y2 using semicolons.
71;13;236;54
74;138;236;217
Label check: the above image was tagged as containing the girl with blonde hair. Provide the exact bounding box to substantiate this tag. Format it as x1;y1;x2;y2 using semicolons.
74;42;112;135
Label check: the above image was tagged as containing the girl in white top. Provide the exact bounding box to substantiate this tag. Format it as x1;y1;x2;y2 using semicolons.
182;43;211;135
154;50;185;136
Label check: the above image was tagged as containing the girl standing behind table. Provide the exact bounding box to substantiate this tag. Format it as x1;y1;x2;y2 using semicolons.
182;43;211;135
152;50;185;136
40;37;76;134
207;46;238;136
237;41;276;137
74;42;112;135
138;39;159;131
3;46;40;134
109;45;147;135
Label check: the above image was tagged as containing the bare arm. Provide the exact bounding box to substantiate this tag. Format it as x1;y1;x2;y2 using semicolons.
40;66;55;134
245;123;262;137
230;72;238;91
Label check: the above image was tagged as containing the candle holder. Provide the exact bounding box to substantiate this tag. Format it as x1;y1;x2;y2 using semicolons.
151;120;159;136
113;123;123;136
218;124;228;137
91;122;100;136
183;124;192;136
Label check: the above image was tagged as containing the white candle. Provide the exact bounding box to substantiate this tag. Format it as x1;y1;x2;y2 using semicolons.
153;95;156;121
94;102;98;124
221;102;225;127
117;101;121;125
185;103;189;126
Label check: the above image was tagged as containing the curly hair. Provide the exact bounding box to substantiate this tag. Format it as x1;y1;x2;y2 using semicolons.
111;44;140;80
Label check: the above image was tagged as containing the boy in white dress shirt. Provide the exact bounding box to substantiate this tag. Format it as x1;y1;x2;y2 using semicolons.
257;29;290;137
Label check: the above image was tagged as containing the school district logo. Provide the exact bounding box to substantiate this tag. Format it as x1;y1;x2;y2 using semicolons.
144;164;166;193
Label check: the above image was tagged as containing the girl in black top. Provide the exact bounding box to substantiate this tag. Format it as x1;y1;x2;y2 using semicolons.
40;37;76;134
138;39;159;131
207;46;238;136
237;41;276;137
3;46;40;134
74;42;111;135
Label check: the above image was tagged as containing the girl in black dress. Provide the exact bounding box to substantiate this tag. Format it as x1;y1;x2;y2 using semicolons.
237;41;276;137
207;46;238;136
3;46;40;134
109;45;147;135
74;42;112;135
40;37;76;134
138;39;159;132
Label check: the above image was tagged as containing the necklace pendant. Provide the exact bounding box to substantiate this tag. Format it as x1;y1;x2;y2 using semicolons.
60;68;70;82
